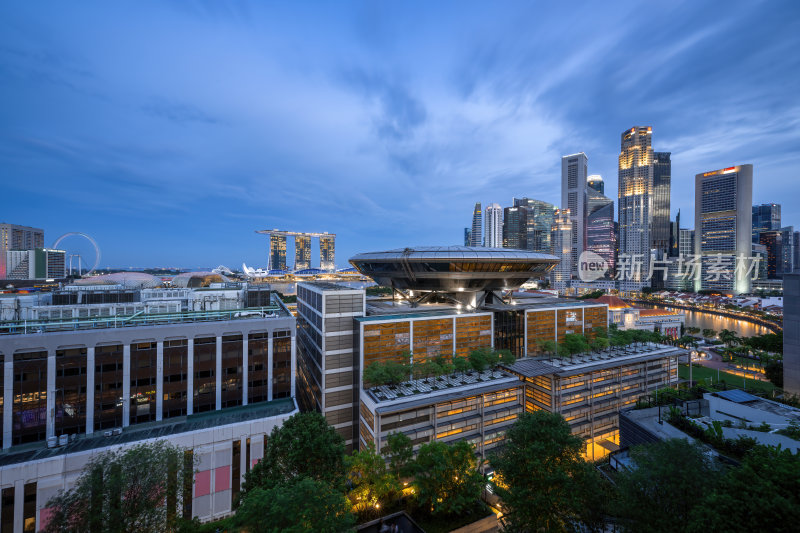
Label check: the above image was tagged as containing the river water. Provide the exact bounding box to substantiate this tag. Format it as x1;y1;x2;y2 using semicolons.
640;304;771;337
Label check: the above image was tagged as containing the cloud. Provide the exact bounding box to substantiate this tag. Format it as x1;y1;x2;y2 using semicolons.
142;98;221;125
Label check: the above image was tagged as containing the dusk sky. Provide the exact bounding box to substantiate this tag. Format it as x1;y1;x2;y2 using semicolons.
2;1;799;270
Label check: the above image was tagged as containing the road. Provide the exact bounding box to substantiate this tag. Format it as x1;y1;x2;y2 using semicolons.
692;347;769;382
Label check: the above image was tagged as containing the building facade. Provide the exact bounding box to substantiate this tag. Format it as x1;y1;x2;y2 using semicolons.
586;189;616;277
694;165;753;294
0;296;297;530
562;153;588;278
0;224;45;280
587;175;604;194
760;230;783;279
618;127;654;291
784;273;800;396
752;203;781;243
549;209;572;292
484;203;503;248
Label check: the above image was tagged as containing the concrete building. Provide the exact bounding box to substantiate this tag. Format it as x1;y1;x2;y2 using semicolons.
694;165;753;294
505;343;681;460
618;127;654;292
562;153;588;278
484;203;503;248
470;203;482;247
0;224;46;280
0;291;297;530
784;273;800;396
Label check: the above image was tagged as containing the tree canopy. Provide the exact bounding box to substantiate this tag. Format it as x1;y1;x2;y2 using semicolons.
490;411;604;532
234;477;354;533
412;440;484;516
243;412;346;492
614;439;720;533
44;441;192;533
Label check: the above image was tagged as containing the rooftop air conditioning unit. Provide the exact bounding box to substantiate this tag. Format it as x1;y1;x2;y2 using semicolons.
47;437;58;448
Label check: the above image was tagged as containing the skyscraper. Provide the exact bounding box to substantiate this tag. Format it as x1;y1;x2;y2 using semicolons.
669;210;681;257
550;209;572;292
651;152;671;254
503;206;524;249
618;126;654;291
562;153;588;279
586;188;616;276
464;228;471;246
320;234;335;271
0;223;44;279
295;235;311;270
470;203;482;247
694;164;753;294
269;234;288;271
759;230;783;279
752;203;781;243
484;203;503;248
781;226;795;275
587;175;604;194
512;198;557;253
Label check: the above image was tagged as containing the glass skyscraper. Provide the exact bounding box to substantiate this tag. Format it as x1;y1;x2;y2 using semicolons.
752;203;781;243
586;189;616;277
618;127;653;291
470;203;482;247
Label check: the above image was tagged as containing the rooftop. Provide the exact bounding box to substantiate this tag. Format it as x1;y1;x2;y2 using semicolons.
365;369;519;409
0;398;297;468
505;343;686;377
0;295;291;335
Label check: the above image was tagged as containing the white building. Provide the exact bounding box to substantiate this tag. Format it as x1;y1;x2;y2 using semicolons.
484;203;503;248
562;153;588;278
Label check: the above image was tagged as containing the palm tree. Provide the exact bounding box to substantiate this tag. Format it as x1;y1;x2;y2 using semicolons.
702;328;717;339
718;329;739;349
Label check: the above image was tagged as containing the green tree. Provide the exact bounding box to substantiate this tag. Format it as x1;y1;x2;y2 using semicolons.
590;337;610;352
688;446;800;533
412;441;483;516
491;411;604;533
363;362;387;387
345;443;401;516
44;441;193;533
234;477;355;533
764;359;783;387
384;432;414;479
719;328;739;348
702;328;717;339
453;356;471;376
538;339;558;356
468;348;489;372
614;439;719;533
244;412;346;493
496;348;516;365
560;333;590;356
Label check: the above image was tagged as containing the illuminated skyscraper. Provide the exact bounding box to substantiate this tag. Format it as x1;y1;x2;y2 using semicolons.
503;206;524;249
694;164;753;294
562;153;588;279
618;126;654;291
651;152;671;254
269;234;287;271
760;230;783;279
320;234;335;271
295;235;311;270
780;226;795;275
470;203;482;247
484;203;503;248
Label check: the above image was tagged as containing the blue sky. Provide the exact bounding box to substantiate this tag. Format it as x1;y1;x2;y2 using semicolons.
1;1;799;269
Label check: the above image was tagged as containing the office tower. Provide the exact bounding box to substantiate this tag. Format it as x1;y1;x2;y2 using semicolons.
294;235;312;270
550;209;572;292
586;189;616;276
320;234;335;271
0;223;44;278
694;165;753;294
618;127;654;291
587;174;604;194
269;234;287;271
464;227;471;246
562;153;588;278
484;203;503;248
512;198;557;253
759;231;783;279
651;152;671;254
669;210;681;257
751;243;768;281
503;206;524;249
752;203;781;243
780;226;795;275
470;203;482;247
679;229;694;258
784;273;800;396
795;232;800;272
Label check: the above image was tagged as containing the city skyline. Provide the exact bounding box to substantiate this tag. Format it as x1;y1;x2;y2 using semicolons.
1;2;799;268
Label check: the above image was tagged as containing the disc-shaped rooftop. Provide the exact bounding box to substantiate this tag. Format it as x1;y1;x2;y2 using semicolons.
349;246;559;293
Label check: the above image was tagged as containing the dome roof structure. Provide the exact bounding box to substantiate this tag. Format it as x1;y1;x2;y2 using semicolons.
73;272;162;289
171;271;231;288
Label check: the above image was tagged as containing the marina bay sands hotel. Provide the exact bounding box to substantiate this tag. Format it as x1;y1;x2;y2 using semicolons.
257;229;336;271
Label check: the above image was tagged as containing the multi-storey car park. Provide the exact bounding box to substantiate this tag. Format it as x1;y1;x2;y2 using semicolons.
0;277;297;531
295;246;685;460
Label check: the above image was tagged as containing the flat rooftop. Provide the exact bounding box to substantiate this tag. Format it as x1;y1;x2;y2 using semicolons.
0;398;297;468
505;343;686;377
0;297;292;336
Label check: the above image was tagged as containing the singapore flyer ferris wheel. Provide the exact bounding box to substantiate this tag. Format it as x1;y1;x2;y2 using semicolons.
52;232;101;276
